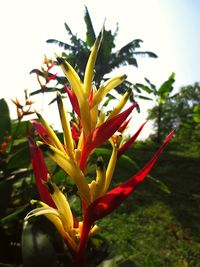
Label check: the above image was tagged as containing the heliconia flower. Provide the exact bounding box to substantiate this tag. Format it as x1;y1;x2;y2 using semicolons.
27;30;175;267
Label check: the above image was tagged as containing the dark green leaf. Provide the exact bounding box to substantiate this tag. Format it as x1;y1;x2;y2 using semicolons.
46;39;73;50
144;77;157;92
138;95;153;101
148;175;171;194
118;154;139;172
0;99;11;144
22;221;58;267
0;204;29;224
11;121;30;138
7;142;30;169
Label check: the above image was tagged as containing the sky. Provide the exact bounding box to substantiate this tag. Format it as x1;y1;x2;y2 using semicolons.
0;0;200;139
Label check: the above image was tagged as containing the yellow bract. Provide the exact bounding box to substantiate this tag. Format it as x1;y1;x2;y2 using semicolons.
57;92;75;159
107;88;132;120
84;31;102;97
36;112;66;154
56;56;91;137
38;142;91;205
91;74;127;108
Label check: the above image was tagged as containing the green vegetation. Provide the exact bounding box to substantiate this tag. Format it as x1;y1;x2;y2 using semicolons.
98;142;200;266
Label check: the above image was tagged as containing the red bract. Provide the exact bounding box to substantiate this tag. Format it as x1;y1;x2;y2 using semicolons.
31;120;49;144
75;130;175;264
46;73;57;82
29;138;56;208
65;85;81;117
71;123;79;143
79;102;138;171
86;130;175;222
118;121;148;157
118;116;132;133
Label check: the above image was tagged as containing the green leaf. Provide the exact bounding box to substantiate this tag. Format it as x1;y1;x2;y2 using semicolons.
193;105;200;122
22;220;58;267
46;39;73;50
144;77;157;92
118;154;139;172
93;147;112;157
7;142;30;169
148;175;171;194
11;121;30;138
97;258;117;267
117;155;171;194
138;95;153;101
101;29;116;59
0;99;11;144
135;83;153;94
0;204;29;224
158;72;175;100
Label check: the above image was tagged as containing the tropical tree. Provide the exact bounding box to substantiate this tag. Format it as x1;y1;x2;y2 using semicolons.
31;6;157;101
150;82;200;144
135;73;176;142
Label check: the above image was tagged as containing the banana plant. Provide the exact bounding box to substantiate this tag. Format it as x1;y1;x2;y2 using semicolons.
30;6;157;101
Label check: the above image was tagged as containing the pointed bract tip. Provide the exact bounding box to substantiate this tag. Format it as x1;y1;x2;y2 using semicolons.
121;74;127;81
38;143;54;155
56;91;62;104
56;56;67;68
46;181;55;194
36;111;42;119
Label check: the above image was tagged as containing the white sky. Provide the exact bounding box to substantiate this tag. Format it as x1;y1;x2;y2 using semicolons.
0;0;200;139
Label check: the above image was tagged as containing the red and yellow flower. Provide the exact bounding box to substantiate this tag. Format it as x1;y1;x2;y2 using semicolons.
25;31;175;266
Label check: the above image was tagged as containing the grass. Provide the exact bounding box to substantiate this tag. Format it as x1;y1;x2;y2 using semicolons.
97;142;200;266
